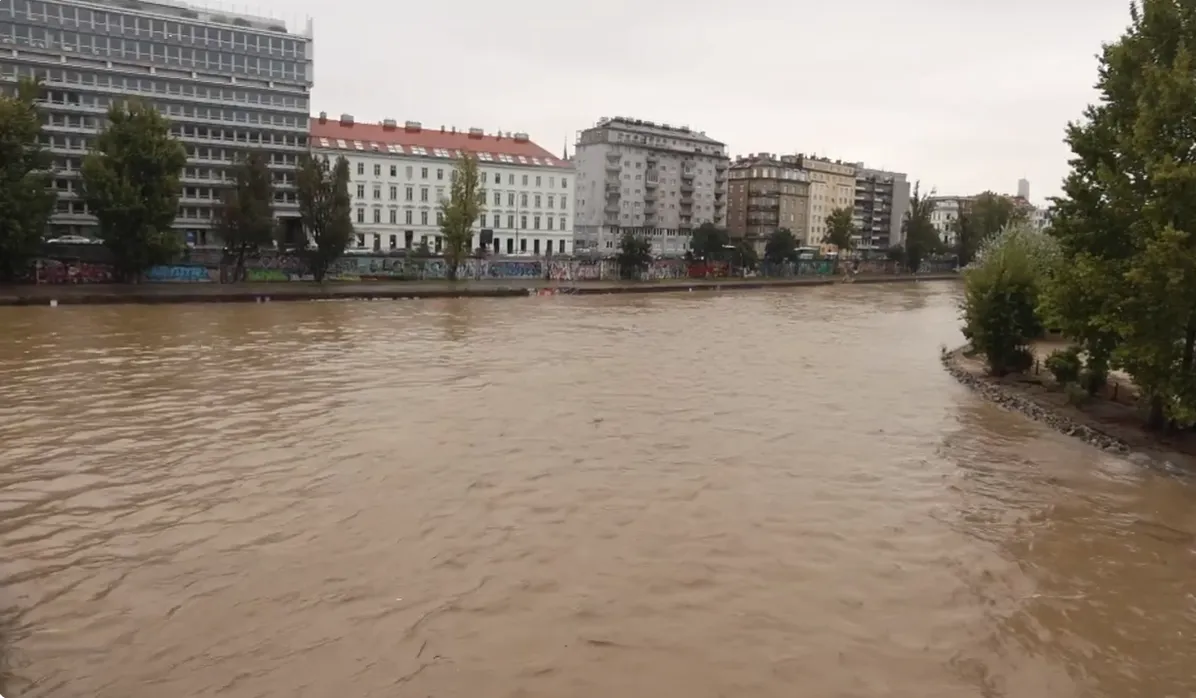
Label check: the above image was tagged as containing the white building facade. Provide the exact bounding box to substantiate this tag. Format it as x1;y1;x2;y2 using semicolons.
928;195;970;248
311;115;574;256
572;117;728;257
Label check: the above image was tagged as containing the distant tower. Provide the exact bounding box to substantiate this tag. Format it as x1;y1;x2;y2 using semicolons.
562;138;568;160
1017;178;1030;200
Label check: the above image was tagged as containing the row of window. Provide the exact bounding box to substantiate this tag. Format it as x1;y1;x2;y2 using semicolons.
355;208;569;232
353;160;569;189
355;183;567;210
357;232;567;257
7;0;305;57
0;24;306;81
5;64;310;111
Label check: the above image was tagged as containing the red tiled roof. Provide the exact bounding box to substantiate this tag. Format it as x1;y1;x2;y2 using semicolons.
309;118;569;168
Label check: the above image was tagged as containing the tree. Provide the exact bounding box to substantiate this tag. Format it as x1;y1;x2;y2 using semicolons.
80;100;186;281
0;78;56;282
294;153;353;282
731;239;759;271
1045;0;1196;429
955;192;1023;266
764;227;799;265
902;181;942;273
822;206;855;254
687;222;730;261
215;150;274;282
439;153;485;281
616;232;652;279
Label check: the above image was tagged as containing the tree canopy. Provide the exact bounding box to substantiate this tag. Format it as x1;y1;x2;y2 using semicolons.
294;153;353;282
80;100;186;281
822;206;855;253
439;153;485;281
688;222;730;261
215;149;275;282
0;78;55;281
902;181;942;273
955;191;1025;266
616;232;652;279
764;227;799;265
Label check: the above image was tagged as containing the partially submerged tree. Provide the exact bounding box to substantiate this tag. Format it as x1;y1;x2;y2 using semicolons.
616;232;652;279
80;100;186;281
439;152;485;281
294;153;353;282
215;150;275;282
0;78;56;281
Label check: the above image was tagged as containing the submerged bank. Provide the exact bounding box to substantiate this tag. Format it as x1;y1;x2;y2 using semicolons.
0;273;958;306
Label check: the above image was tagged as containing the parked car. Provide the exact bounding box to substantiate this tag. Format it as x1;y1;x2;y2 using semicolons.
46;235;101;245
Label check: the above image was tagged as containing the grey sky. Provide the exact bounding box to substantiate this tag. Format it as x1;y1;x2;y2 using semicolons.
243;0;1131;205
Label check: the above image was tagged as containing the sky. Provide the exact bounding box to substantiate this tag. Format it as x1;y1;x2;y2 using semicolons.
223;0;1133;206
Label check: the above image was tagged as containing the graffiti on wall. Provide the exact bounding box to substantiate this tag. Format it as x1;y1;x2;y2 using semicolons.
144;265;212;282
33;259;113;284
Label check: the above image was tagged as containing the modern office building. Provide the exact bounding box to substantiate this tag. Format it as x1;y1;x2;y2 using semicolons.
0;0;313;245
726;153;810;254
572;116;728;257
853;167;909;251
310;114;574;256
794;155;856;246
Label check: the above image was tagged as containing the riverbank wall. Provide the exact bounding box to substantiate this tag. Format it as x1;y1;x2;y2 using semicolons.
0;274;958;307
940;346;1132;453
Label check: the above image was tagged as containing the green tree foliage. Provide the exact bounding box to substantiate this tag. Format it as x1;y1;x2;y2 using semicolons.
1045;347;1083;384
961;223;1059;375
822;206;855;253
0;78;56;281
902;181;943;273
764;227;799;265
80;100;186;281
688;222;730;261
616;232;652;279
215;150;274;282
439;153;485;281
1046;0;1196;428
730;239;759;271
294;153;353;282
955;192;1024;266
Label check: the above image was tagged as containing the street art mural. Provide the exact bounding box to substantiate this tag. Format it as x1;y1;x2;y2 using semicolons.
31;259;113;284
144;265;212;282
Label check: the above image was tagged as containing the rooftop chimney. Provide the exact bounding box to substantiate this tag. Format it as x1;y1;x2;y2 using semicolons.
404;121;421;133
467;127;483;139
339;113;353;126
318;111;327;124
381;118;397;131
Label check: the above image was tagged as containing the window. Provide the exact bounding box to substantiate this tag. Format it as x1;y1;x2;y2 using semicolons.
520;193;528;207
356;208;364;223
390;165;397;177
356;184;365;198
405;210;413;224
493;192;501;206
549;177;555;187
436;211;443;225
357;162;364;175
508;174;514;185
520;215;527;229
522;175;528;186
405;165;413;178
559;217;566;230
421;167;428;179
389;234;397;249
534;195;541;208
480;214;487;227
520;238;527;252
390;185;397;200
493;173;500;184
548;195;555;209
373;209;381;223
507;215;515;228
533;216;541;230
420;211;428;225
535;176;541;187
508;193;515;206
546;240;554;254
356;233;365;247
562;177;568;189
406;186;413;201
437;168;444;180
374;164;381;176
373;186;381;200
420;188;428;202
547;217;554;230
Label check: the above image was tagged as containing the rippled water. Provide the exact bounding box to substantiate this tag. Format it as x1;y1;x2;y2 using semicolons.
1;282;1194;698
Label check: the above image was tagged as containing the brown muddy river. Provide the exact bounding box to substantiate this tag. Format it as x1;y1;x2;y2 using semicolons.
0;282;1193;698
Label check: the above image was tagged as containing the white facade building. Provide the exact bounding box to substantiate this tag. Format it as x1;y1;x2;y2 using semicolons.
928;195;970;248
572;116;728;257
311;114;574;256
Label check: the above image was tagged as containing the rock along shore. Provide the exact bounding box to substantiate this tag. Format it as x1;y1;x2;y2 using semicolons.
0;273;958;307
940;346;1132;454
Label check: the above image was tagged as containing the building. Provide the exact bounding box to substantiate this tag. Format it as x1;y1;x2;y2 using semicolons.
310;114;574;256
792;155;856;247
853;167;909;251
0;0;313;245
726;153;810;254
572;116;728;257
1017;178;1030;200
928;195;971;247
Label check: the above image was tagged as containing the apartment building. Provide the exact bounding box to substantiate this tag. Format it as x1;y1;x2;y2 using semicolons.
572;116;728;257
0;0;313;245
928;195;971;247
310;114;573;256
726;153;810;254
853;167;910;251
795;155;856;246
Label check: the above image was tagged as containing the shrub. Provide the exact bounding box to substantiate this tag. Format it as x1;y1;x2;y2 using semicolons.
1045;347;1082;384
1064;382;1088;406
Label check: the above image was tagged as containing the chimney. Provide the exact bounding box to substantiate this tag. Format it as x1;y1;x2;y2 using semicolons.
381;118;397;131
404;121;421;133
467;127;483;140
513;132;529;143
318;111;327;124
440;125;445;133
339;113;353;126
451;126;457;134
496;131;502;140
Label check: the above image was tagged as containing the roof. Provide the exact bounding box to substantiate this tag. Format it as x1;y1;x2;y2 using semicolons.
309;118;570;168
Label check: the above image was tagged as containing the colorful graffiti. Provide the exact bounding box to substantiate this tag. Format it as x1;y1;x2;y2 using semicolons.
144;265;211;282
33;259;113;284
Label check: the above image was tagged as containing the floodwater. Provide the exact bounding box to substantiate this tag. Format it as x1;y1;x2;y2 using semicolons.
0;282;1193;698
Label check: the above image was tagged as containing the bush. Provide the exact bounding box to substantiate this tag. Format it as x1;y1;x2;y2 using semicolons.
1064;382;1088;406
1007;347;1035;374
1045;347;1082;384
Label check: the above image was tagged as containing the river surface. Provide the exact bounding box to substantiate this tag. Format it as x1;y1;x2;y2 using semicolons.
0;282;1193;698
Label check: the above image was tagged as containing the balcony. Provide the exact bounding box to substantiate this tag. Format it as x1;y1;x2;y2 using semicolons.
605;161;621;173
680;169;695;180
605;150;621;161
680;182;694;194
644;190;657;202
713;199;725;208
644;178;658;188
604;203;620;214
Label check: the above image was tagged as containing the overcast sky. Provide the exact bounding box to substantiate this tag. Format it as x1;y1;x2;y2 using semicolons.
236;0;1132;205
